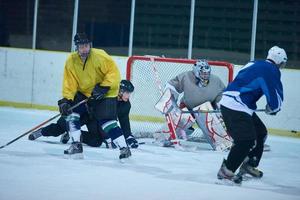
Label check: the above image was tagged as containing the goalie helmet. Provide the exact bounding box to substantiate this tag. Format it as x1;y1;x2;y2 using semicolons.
267;46;287;68
120;80;134;93
193;59;211;87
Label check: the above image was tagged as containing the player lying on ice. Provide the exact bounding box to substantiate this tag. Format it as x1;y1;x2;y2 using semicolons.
155;59;232;151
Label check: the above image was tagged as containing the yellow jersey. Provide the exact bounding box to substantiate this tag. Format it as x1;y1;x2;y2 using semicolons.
62;48;121;100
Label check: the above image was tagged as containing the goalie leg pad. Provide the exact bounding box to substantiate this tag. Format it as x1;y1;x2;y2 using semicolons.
195;113;217;149
155;89;177;114
194;102;232;151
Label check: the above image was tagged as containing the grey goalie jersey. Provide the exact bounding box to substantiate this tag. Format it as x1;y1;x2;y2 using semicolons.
168;71;225;108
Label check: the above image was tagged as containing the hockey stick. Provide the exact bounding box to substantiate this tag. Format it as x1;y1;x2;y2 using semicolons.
0;99;88;149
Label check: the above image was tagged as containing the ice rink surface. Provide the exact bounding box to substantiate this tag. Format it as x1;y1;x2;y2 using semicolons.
0;107;299;200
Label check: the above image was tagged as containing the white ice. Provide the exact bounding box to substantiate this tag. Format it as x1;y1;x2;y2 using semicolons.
0;107;299;200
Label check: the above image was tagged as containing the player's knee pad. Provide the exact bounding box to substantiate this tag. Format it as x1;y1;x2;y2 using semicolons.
100;120;123;140
65;113;81;132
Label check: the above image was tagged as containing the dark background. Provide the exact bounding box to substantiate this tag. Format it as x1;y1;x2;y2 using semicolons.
0;0;299;68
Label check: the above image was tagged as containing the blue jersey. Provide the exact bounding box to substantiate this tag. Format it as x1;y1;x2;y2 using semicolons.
223;60;283;112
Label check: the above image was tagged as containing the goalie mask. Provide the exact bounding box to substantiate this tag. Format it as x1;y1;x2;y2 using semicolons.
119;80;134;102
193;59;211;87
74;33;92;61
266;46;287;69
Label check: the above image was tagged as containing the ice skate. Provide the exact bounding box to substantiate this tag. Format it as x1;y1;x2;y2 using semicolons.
239;159;263;178
119;147;131;159
162;139;174;147
28;129;42;140
60;132;70;144
217;159;242;184
64;142;83;159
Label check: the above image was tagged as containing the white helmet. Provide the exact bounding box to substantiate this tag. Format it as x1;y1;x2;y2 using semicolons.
193;59;211;87
267;46;287;68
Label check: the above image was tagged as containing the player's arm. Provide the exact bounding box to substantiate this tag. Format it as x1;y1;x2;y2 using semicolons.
93;56;120;99
165;73;186;103
212;77;226;109
260;68;283;115
117;101;132;139
62;59;78;101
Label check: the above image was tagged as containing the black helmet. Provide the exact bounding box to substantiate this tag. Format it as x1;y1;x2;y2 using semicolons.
74;33;90;45
120;80;134;93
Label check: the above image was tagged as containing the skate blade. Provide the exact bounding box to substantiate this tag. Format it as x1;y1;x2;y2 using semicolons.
63;153;84;160
215;178;242;186
119;156;132;164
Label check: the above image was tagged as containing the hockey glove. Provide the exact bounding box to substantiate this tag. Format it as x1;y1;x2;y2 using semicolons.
91;85;110;101
126;134;139;148
58;98;72;116
265;104;278;115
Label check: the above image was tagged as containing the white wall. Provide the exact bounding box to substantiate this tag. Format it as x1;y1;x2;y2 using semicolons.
0;47;128;106
0;47;299;132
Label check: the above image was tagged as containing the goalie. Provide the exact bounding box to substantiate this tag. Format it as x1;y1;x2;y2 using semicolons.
155;59;232;151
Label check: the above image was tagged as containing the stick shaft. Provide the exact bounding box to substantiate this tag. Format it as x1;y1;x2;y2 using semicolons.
0;99;88;149
180;108;266;114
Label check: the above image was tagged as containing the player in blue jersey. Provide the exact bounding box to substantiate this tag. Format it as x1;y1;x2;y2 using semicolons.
217;46;287;184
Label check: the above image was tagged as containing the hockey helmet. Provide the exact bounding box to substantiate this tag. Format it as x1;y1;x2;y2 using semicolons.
267;46;287;68
120;80;134;93
193;59;211;86
74;33;90;46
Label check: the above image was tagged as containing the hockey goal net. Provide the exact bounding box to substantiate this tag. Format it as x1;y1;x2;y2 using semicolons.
126;56;234;138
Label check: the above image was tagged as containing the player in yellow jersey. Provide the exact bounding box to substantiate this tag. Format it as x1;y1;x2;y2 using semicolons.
29;33;131;159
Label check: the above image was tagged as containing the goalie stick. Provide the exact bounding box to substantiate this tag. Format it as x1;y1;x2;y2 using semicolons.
0;99;88;149
164;108;266;114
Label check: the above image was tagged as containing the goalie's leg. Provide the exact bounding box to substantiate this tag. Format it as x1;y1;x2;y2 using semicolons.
194;113;217;150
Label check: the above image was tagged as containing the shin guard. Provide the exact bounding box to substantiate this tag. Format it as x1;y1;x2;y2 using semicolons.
66;113;81;142
101;120;127;148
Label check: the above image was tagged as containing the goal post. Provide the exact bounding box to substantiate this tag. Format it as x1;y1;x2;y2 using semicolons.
126;56;234;138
